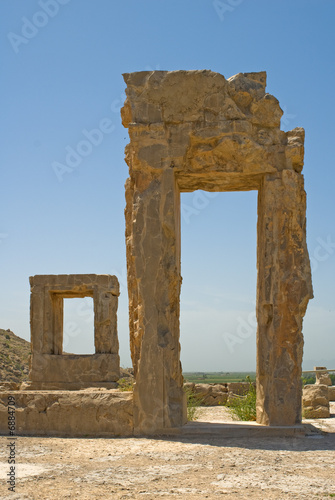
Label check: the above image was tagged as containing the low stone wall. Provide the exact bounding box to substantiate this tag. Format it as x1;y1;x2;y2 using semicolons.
0;390;133;437
184;383;228;406
185;380;335;416
184;382;253;406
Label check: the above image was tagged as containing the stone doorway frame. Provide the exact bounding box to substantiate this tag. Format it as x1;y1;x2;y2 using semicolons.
122;70;313;434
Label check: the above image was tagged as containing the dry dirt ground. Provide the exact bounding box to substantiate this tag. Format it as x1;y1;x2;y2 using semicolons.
0;404;335;500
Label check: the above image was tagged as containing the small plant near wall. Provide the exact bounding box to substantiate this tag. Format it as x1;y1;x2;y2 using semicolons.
227;375;256;421
184;386;203;421
117;378;134;392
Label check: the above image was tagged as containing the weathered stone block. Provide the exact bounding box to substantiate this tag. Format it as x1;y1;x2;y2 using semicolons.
0;390;133;436
184;383;228;406
303;385;329;407
303;406;330;419
302;384;330;419
227;382;251;396
315;367;332;386
286;127;305;173
30;353;119;384
317;374;332;386
250;94;283;127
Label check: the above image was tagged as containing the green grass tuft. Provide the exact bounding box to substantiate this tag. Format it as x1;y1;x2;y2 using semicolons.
227;375;256;421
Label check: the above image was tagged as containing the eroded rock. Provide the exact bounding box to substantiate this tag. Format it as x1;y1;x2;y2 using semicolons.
302;384;330;419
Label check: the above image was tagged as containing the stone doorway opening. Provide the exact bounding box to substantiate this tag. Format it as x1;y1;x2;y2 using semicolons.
63;297;95;354
122;69;313;434
180;190;258;373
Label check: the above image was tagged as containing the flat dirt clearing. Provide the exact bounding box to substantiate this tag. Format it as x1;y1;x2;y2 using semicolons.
1;404;335;499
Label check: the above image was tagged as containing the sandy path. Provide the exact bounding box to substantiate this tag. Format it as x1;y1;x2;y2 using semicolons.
0;404;334;500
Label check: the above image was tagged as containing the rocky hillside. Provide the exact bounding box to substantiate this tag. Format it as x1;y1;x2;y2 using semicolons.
0;329;134;385
0;328;30;383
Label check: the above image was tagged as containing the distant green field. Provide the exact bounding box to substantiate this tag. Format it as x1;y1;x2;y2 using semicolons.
183;372;256;384
183;372;335;385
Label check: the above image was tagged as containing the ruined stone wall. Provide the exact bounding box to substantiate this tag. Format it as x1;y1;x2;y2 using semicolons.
184;382;254;406
122;70;313;433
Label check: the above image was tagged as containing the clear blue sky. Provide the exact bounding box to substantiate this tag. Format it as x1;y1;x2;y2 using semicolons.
1;0;334;371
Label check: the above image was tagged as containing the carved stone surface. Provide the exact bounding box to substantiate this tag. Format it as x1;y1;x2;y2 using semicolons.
29;274;120;389
122;70;313;433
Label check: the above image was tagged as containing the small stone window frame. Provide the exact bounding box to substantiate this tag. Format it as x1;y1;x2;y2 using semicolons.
29;274;120;389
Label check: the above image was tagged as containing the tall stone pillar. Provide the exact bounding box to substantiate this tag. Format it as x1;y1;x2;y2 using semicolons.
257;170;313;425
125;169;185;433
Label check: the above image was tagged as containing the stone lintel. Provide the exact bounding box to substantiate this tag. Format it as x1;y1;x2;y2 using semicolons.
30;274;119;296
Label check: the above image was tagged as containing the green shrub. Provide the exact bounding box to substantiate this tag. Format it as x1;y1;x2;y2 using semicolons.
227;375;256;421
117;378;134;392
302;375;316;385
302;373;335;385
184;386;203;421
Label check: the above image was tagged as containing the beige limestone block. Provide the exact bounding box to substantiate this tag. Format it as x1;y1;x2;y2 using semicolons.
303;406;330;419
0;390;133;436
250;94;283;127
286;127;305;173
303;385;329;407
315;367;332;386
317;374;332;386
302;385;330;418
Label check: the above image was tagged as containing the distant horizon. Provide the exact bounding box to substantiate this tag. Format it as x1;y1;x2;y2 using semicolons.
3;326;334;374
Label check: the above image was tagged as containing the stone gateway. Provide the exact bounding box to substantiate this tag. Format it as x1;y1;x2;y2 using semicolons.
122;70;313;434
